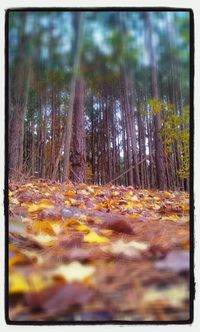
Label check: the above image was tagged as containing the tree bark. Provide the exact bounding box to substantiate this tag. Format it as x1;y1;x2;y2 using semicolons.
71;78;86;182
62;12;85;181
144;12;167;190
9;13;31;178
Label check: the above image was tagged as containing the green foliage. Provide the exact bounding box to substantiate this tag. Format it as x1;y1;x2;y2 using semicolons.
161;103;189;179
149;99;163;115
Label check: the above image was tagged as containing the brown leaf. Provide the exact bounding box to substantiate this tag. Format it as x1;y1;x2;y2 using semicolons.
155;251;189;273
59;235;83;248
150;245;169;259
101;215;134;234
39;207;63;220
24;283;93;314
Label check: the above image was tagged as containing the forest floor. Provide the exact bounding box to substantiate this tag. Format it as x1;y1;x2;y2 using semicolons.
8;180;190;322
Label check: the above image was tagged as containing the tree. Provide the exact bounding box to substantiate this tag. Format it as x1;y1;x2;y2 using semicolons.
143;12;167;190
8;11;190;190
9;12;32;177
62;12;85;181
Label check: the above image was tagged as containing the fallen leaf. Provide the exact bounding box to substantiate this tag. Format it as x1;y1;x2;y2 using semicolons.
155;251;189;273
28;199;53;213
9;273;30;293
9;273;52;294
32;220;56;235
84;231;109;244
9;218;26;235
101;217;134;234
50;261;95;282
75;224;91;232
9;252;31;268
30;234;57;247
24;283;93;314
9;197;20;205
103;240;149;258
143;284;189;307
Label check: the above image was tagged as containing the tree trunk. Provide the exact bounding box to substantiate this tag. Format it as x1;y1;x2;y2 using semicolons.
63;12;85;181
9;13;31;178
144;12;167;190
71;78;86;182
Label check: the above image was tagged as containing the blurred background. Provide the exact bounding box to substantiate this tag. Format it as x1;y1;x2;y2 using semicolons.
8;11;190;190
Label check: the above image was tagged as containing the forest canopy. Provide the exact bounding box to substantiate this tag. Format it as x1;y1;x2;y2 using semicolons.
8;10;190;190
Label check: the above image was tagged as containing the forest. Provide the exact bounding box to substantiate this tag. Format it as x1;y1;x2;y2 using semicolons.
8;10;191;323
8;10;190;189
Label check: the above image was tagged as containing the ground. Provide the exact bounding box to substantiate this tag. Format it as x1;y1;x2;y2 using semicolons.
8;180;190;322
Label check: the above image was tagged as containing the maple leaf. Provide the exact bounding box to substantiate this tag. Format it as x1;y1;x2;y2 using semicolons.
9;273;53;294
30;234;57;247
103;240;149;258
9;273;30;294
143;284;189;307
84;231;109;244
28;199;53;213
31;220;56;235
50;261;95;282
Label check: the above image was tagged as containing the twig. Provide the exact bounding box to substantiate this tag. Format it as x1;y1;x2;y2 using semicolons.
9;168;35;181
107;156;150;185
70;168;81;183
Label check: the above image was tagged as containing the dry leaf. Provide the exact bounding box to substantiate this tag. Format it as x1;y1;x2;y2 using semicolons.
84;231;109;244
50;261;95;282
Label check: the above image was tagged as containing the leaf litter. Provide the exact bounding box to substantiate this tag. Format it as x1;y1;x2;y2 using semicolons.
8;180;190;321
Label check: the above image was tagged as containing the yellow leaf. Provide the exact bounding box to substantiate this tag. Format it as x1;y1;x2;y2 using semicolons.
32;220;55;235
103;240;149;257
10;197;20;205
9;243;18;252
68;217;81;225
28;199;53;213
169;214;179;220
65;190;76;197
9;273;30;293
50;261;95;282
154;204;161;210
27;274;52;292
163;191;172;198
125;202;143;209
160;214;180;222
130;213;138;218
182;204;189;211
79;189;90;196
76;224;91;232
9;253;29;268
143;284;188;307
68;198;76;204
22;250;43;264
84;231;109;244
51;222;62;235
110;191;120;197
87;187;95;194
9;190;12;197
178;229;188;235
9;273;52;294
31;234;57;247
24;183;34;188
